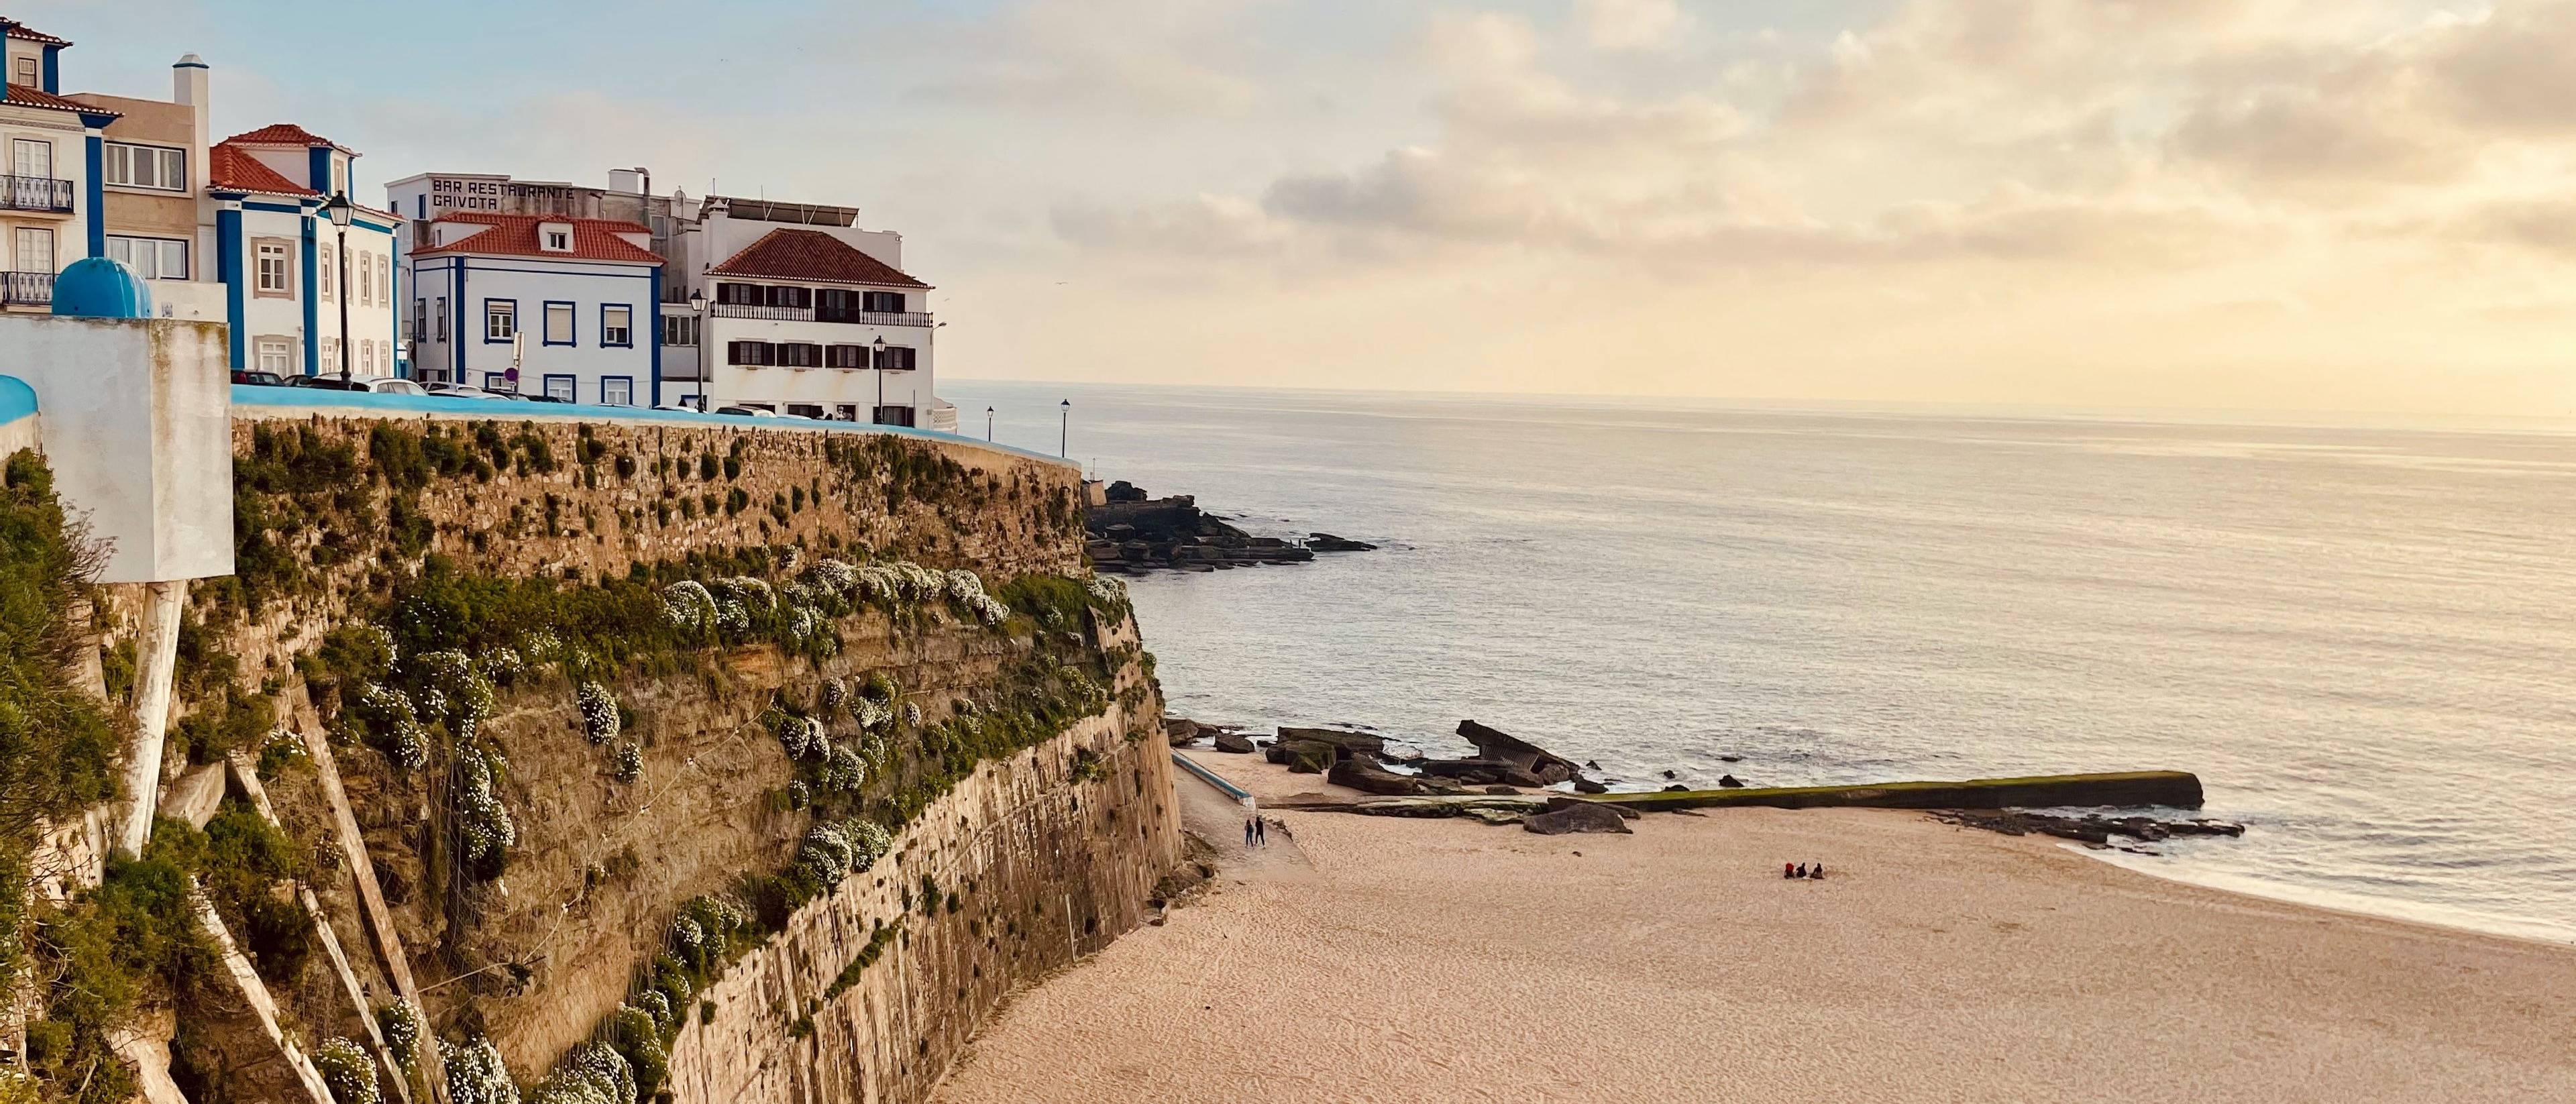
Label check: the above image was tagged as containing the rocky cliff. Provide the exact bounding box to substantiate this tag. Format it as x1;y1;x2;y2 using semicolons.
11;415;1178;1104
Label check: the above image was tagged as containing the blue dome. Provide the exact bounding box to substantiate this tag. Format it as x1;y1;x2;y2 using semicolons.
51;257;154;319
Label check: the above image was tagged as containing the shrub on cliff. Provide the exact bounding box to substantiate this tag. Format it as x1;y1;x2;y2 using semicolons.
313;1037;380;1104
578;682;621;744
457;747;516;879
441;1035;519;1104
527;1042;633;1104
351;683;429;771
376;1001;423;1070
606;1006;669;1102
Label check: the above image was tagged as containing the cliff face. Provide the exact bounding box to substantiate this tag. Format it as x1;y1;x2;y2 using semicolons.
41;415;1176;1104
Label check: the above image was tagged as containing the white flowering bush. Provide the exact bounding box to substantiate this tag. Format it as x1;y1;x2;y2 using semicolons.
853;698;890;733
521;628;566;665
854;563;902;603
671;916;704;956
896;562;943;600
847;820;893;871
441;1035;519;1104
819;747;867;793
944;569;987;602
794;822;857;887
963;594;1008;625
632;989;674;1032
712;577;775;614
818;676;847;714
714;597;749;635
313;1037;380;1104
1086;575;1129;608
771;712;828;761
413;649;497;724
661;581;718;632
786;780;810;809
613;741;642;783
376;1002;422;1070
478;647;525;685
578;682;621;744
458;747;516;877
901;701;922;728
806;558;857;596
356;683;428;771
527;1043;633;1104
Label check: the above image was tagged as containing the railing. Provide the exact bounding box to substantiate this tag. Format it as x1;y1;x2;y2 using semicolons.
0;271;55;307
1;176;76;214
708;302;934;327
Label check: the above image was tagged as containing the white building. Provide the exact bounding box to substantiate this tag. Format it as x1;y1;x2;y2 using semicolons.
660;194;945;427
2;16;114;313
405;211;662;404
206;124;398;376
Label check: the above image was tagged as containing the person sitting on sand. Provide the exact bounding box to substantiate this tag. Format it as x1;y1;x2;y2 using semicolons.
1784;862;1798;879
1793;863;1807;879
1809;862;1825;880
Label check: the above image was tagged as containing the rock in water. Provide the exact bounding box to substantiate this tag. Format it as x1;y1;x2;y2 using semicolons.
1717;774;1745;789
1523;802;1633;836
1572;777;1609;795
1163;716;1203;747
1328;757;1423;796
1212;732;1257;755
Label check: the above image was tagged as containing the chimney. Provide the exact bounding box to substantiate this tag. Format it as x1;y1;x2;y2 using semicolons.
174;54;211;158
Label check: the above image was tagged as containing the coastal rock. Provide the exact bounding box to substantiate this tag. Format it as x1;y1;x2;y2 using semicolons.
1306;533;1379;552
1212;732;1257;755
1329;758;1423;797
1164;717;1203;747
1484;785;1520;795
1523;803;1633;836
1661;784;1688;792
1717;775;1745;789
1544;796;1640;821
1462;808;1523;826
1284;742;1337;775
1455;720;1582;785
1278;726;1384;760
1572;777;1609;795
1932;809;2245;846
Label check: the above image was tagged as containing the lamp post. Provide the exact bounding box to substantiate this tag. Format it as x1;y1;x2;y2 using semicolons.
324;192;354;381
688;288;707;410
1059;398;1071;457
872;335;887;424
985;405;995;441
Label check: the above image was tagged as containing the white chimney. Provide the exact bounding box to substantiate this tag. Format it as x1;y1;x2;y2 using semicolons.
174;56;210;153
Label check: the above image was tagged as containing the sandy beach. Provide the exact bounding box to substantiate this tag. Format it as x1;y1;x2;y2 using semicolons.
930;752;2576;1103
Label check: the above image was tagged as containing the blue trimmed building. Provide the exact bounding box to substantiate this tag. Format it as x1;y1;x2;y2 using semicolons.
207;123;399;376
405;212;663;404
1;15;121;313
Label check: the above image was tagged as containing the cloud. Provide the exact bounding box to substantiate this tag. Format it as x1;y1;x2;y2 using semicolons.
1575;0;1688;51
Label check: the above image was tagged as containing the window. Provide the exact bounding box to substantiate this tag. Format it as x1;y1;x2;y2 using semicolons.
10;57;34;87
601;305;632;347
329;156;346;199
863;290;906;313
543;374;576;402
543;230;570;251
777;341;821;368
715;282;761;306
103;142;186;191
727;340;774;366
484;373;515;392
256;338;293;376
435;296;448;341
317;245;333;302
106;237;189;280
13;138;52;179
357;252;372;307
602;377;633;406
543;301;574;346
484;300;516;343
661;314;698;347
786;404;825;419
320;338;339;372
835;404;858;422
14;227;56;273
765;285;812;309
380;254;392;305
874;345;918;371
360;340;376;376
256;241;292;295
872;405;916;427
826;344;865;369
410;298;425;341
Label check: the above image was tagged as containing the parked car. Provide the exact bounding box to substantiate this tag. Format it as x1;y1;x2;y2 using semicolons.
524;394;571;404
231;370;286;386
358;378;428;396
284;374;366;391
715;406;780;417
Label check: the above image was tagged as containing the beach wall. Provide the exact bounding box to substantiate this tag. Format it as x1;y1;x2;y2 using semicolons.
16;402;1176;1104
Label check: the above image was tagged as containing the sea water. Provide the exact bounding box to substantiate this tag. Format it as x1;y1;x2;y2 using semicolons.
948;381;2576;944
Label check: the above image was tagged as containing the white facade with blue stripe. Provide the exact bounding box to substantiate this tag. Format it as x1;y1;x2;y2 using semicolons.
208;127;398;376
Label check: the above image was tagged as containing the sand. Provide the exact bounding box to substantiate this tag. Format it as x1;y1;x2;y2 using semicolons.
929;753;2576;1103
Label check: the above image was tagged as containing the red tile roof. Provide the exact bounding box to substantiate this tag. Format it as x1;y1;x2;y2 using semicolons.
221;123;353;153
209;143;320;197
412;213;664;265
705;228;928;288
4;21;71;46
4;82;115;116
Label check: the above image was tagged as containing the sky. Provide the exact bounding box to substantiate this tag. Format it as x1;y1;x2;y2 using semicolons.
19;0;2576;416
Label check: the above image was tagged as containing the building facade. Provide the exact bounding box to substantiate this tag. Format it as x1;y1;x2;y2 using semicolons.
206;124;398;376
1;16;114;313
406;212;661;404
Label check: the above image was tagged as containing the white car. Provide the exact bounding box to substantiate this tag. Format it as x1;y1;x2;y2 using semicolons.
714;406;780;417
424;382;506;400
358;378;428;396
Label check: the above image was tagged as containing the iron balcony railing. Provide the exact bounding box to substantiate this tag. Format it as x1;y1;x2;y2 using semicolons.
0;271;55;307
708;302;933;327
1;176;76;214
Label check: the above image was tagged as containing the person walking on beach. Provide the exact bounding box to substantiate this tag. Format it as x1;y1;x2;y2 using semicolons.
1245;817;1256;847
1255;818;1268;846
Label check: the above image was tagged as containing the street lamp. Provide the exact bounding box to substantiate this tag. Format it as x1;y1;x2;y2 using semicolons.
1059;398;1071;457
324;192;354;382
872;335;887;424
985;405;995;441
688;288;708;410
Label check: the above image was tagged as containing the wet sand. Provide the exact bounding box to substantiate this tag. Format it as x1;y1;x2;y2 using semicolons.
930;753;2576;1104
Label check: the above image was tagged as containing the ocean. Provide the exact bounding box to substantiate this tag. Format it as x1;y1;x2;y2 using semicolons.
945;380;2576;944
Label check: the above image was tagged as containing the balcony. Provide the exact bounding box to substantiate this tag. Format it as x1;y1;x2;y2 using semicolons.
0;272;54;307
708;302;933;327
1;176;76;215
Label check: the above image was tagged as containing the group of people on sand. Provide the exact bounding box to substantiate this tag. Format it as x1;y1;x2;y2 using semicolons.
1783;861;1827;880
1244;816;1269;848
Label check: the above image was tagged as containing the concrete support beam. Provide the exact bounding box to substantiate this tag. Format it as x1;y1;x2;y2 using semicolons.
299;728;450;1103
192;892;337;1104
117;579;187;857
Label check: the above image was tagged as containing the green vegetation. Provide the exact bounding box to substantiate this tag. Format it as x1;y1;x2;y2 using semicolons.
25;819;221;1104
